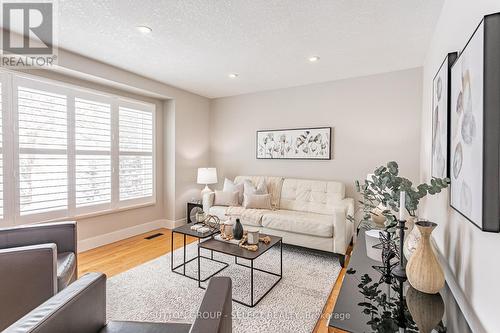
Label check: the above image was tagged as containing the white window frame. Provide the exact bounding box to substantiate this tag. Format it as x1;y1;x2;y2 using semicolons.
0;71;156;225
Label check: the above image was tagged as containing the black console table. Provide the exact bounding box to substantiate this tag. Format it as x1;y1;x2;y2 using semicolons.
329;230;472;332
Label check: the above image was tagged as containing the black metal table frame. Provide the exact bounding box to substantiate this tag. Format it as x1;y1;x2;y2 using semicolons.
197;239;283;308
170;231;229;282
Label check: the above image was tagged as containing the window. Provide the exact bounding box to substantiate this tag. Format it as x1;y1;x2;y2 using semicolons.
75;98;112;209
119;105;154;202
17;85;68;218
0;73;156;224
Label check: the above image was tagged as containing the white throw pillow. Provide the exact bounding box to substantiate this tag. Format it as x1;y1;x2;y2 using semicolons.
243;194;272;210
243;179;268;197
214;191;239;207
223;178;244;204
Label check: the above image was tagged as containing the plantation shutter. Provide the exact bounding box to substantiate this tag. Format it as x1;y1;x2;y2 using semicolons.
75;98;112;208
118;105;154;202
17;86;68;217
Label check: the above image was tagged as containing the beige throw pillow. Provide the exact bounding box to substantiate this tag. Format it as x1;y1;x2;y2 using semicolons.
243;194;272;209
223;178;244;204
214;191;239;207
243;179;268;196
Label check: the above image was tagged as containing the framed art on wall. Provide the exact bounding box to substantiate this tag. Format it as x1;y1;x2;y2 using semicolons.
432;52;457;178
256;127;331;160
450;13;500;232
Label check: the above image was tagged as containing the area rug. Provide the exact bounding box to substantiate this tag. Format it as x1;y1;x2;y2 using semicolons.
107;243;341;333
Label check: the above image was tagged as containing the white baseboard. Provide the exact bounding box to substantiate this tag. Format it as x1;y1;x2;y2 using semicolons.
78;218;187;253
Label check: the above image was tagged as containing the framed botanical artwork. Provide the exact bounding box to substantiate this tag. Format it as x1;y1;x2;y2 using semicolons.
450;13;500;232
431;52;457;178
256;127;331;160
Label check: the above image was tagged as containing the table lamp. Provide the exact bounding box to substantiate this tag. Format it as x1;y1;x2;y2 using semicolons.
197;167;218;198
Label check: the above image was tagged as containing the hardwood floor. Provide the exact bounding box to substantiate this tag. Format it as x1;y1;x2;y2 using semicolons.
78;228;351;333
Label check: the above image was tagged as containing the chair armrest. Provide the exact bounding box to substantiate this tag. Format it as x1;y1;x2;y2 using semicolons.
0;244;57;331
202;192;215;213
332;198;355;255
0;221;77;254
4;272;106;333
191;277;232;333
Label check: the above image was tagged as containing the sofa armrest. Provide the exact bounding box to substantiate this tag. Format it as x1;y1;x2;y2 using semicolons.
5;273;107;333
191;277;232;333
0;244;58;331
332;198;355;255
0;221;77;254
202;192;215;213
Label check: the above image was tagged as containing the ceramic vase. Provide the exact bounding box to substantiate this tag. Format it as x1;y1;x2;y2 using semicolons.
407;221;444;294
403;216;419;259
233;218;243;240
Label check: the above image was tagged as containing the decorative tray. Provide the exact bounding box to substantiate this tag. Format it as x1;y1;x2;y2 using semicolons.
213;234;240;245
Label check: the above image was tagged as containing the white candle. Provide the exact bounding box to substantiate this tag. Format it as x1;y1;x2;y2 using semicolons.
399;191;406;221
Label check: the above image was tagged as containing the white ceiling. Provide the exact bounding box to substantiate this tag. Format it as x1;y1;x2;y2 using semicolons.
53;0;444;98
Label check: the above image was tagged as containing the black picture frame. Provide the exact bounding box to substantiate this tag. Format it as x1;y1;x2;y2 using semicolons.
256;127;332;160
449;12;500;233
431;52;457;179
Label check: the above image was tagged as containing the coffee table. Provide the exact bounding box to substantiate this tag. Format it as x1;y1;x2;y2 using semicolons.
170;224;228;282
197;234;283;307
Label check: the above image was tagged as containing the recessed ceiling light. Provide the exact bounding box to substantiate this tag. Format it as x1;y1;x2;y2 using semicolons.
308;56;320;62
228;73;239;79
136;25;152;34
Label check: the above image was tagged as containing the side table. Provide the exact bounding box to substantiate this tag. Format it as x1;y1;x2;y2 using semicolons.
170;224;228;282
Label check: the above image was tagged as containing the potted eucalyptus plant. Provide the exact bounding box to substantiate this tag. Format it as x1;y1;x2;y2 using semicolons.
348;161;450;257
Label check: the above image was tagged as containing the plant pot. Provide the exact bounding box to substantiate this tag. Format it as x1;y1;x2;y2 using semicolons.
406;221;445;294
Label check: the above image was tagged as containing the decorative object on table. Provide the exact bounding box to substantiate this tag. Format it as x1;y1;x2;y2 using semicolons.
232;218;244;240
370;204;387;227
187;201;204;224
221;220;234;239
195;210;206;223
247;228;260;245
256;127;331;160
432;52;458;179
200;214;221;231
371;231;398;285
450;13;500;233
406;286;445;333
364;229;384;261
391;191;408;280
406;221;445;294
197;167;218;198
349;161;450;258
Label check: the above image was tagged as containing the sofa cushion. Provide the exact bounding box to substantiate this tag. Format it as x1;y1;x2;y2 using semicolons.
280;178;345;215
57;252;76;291
261;210;334;238
213;190;239;206
223;178;244;204
225;206;271;227
234;176;284;209
243;194;272;209
208;205;229;220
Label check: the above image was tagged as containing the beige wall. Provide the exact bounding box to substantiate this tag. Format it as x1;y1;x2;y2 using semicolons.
209;68;423;197
419;1;500;331
11;47;211;244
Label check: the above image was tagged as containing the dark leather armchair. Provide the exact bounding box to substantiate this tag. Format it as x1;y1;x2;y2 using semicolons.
5;272;233;333
0;221;78;330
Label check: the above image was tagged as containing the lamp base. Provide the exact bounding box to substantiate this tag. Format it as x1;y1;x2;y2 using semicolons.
201;185;213;199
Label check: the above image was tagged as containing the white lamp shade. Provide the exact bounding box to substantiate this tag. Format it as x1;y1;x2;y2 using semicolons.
197;168;218;185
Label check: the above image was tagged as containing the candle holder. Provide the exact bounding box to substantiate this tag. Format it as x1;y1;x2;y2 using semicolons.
392;219;407;280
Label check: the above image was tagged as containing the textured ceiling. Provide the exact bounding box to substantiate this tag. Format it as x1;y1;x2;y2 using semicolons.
54;1;442;97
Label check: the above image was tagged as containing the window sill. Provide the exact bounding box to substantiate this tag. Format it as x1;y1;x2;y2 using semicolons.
15;201;157;226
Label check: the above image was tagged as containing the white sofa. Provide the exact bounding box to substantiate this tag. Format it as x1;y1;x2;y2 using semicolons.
203;176;354;266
